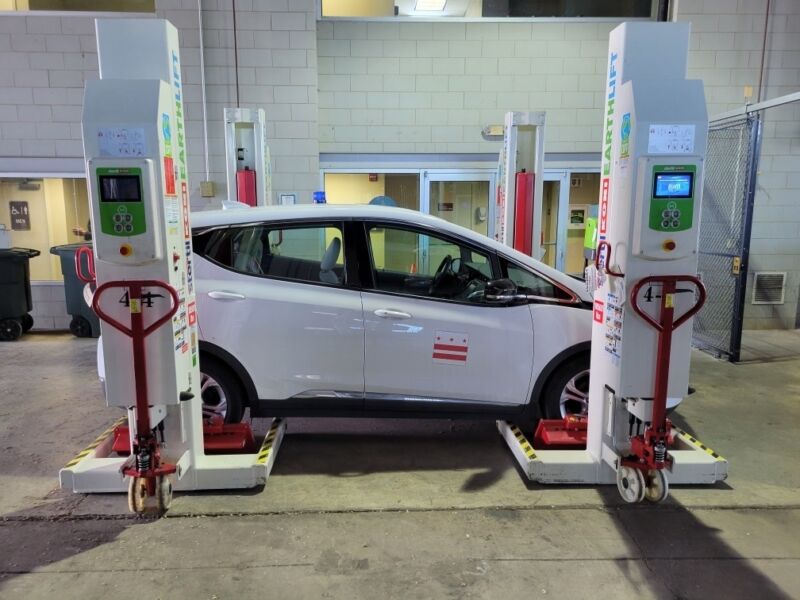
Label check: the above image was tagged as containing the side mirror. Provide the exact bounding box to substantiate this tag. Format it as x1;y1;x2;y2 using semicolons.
484;278;520;304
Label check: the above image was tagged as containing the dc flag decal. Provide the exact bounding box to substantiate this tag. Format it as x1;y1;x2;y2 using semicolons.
433;331;469;365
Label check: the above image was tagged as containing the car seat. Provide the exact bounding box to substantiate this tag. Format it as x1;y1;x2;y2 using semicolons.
319;237;341;284
233;228;264;274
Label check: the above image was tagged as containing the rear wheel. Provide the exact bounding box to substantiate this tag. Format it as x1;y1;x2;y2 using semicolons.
21;314;34;333
541;354;590;420
200;358;245;423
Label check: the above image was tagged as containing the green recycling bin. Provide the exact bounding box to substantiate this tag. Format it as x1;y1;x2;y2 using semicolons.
0;247;40;341
50;243;100;338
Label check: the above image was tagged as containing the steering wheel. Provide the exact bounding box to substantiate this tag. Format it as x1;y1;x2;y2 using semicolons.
428;255;454;295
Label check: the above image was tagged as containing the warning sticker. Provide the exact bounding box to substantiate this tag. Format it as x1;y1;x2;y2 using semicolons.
593;299;604;323
648;124;695;154
433;331;469;365
603;292;623;364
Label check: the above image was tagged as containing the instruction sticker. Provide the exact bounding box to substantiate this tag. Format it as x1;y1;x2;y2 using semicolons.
647;124;695;154
97;127;146;157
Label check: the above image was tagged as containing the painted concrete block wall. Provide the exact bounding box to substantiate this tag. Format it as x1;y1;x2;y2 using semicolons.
317;20;615;154
0;0;320;208
678;0;800;329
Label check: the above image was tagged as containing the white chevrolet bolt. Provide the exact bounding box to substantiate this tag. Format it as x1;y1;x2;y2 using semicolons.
97;204;682;423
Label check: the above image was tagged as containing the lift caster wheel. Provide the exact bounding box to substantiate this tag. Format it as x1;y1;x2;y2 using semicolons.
156;475;173;513
617;465;646;504
644;469;669;503
128;477;149;514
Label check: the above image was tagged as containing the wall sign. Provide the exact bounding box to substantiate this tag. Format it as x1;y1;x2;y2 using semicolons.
9;201;30;230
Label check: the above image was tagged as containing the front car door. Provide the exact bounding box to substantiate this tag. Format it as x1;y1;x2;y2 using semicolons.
194;220;365;406
360;221;534;413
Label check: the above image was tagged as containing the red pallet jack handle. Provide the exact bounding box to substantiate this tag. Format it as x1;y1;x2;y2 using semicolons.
75;246;96;283
92;280;180;480
628;275;706;470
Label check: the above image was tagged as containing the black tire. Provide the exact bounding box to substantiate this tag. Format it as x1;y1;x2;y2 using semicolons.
21;314;34;333
199;358;245;423
69;316;93;338
0;318;23;342
541;354;590;420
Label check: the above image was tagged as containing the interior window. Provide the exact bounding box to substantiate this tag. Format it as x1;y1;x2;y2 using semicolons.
201;223;345;286
367;224;492;302
504;261;573;301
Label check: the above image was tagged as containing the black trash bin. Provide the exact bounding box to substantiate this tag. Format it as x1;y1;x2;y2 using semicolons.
49;243;100;338
0;247;40;341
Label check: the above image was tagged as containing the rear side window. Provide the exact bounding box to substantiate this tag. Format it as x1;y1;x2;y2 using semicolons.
199;223;345;286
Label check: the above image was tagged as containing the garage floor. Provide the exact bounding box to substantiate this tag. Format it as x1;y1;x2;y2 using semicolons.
1;333;799;599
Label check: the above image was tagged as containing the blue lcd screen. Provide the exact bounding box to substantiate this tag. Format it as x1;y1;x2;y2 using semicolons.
653;173;693;198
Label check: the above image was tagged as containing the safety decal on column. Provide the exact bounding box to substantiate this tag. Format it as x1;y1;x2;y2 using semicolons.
593;299;604;323
433;331;469;365
604;292;623;364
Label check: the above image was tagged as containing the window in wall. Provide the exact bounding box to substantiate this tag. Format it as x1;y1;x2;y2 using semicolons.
202;224;346;286
0;178;90;281
1;0;154;12
324;172;420;211
321;0;662;19
367;224;493;302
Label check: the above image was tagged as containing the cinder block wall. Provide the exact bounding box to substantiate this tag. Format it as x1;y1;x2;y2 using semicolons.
317;20;614;154
0;0;320;207
678;0;800;330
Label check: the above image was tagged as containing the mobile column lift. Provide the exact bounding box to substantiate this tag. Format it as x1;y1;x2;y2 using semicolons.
498;22;728;503
59;18;285;513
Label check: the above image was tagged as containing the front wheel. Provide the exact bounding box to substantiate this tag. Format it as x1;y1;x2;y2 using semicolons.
540;355;590;420
200;359;245;423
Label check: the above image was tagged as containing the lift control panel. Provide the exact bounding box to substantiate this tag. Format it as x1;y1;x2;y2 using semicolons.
88;158;162;265
633;160;701;261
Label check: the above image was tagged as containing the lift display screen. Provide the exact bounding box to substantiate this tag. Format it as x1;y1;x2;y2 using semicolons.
653;173;693;199
99;175;142;203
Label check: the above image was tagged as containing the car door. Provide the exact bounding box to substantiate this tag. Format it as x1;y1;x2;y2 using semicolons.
194;220;365;406
360;221;534;410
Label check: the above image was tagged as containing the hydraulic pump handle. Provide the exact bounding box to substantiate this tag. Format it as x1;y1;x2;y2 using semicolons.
595;240;625;277
75;246;96;284
630;275;706;333
92;280;180;338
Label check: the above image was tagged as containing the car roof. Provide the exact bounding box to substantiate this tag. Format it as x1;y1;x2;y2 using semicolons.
190;204;590;301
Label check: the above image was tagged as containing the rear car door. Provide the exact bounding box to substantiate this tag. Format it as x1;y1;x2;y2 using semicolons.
360;221;534;411
194;220;365;405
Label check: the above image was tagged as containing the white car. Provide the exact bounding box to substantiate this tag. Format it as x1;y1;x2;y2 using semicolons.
188;204;596;424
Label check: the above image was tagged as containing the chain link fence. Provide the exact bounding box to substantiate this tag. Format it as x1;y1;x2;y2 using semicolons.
692;116;760;361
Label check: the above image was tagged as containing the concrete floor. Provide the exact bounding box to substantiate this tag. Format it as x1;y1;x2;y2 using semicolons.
1;333;799;599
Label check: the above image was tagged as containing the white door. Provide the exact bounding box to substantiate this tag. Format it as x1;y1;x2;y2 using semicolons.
422;170;496;239
540;170;570;272
361;222;534;408
195;222;365;403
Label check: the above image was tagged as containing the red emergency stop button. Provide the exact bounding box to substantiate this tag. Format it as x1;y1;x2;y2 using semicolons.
119;244;133;257
662;239;677;252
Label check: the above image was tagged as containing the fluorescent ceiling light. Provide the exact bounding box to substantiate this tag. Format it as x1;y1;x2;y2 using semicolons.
415;0;447;10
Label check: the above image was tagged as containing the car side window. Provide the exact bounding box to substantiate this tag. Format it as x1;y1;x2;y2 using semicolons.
366;224;493;302
202;223;345;286
503;260;573;301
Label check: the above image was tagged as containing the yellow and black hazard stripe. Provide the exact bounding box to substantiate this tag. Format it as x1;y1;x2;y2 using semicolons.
508;423;537;461
674;427;725;461
64;416;128;469
255;420;282;465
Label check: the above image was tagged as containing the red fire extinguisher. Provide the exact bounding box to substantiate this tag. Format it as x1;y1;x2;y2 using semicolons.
514;169;534;256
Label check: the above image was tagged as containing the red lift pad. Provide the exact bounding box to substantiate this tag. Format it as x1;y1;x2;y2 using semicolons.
112;417;258;456
534;416;588;449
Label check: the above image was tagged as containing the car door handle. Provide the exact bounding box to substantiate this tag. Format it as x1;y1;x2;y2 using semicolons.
208;290;246;301
374;308;412;319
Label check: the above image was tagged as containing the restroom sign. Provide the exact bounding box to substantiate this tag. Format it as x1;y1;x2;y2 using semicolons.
9;201;30;230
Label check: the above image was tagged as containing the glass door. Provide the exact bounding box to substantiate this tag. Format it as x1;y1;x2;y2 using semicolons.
539;171;569;271
422;170;496;239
